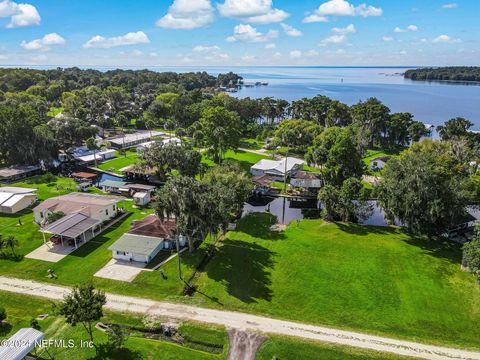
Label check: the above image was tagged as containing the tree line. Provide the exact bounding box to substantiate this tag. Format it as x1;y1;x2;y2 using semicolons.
405;67;480;82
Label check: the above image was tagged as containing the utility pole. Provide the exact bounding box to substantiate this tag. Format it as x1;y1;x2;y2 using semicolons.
175;235;182;280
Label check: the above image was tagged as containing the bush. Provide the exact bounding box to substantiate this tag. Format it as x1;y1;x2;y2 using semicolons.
0;307;6;323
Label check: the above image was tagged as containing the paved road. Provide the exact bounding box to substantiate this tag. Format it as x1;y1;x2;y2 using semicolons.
0;276;479;360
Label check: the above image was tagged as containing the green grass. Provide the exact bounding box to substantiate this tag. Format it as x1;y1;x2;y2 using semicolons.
46;107;64;117
257;335;410;360
0;291;227;360
362;149;401;176
202;149;269;173
194;213;480;349
239;138;264;150
97;150;139;174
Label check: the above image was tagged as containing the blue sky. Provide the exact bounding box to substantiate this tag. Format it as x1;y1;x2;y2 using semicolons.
0;0;478;67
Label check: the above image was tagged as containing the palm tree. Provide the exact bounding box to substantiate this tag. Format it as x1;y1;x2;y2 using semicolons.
86;137;100;168
4;236;18;257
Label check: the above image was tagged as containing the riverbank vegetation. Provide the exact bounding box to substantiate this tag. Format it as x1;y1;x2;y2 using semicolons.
404;67;480;82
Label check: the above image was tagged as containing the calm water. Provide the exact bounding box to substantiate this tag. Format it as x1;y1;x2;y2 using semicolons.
243;196;396;227
229;67;480;129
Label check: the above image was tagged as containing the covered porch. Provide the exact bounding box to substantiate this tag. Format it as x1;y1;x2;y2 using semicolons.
40;213;101;249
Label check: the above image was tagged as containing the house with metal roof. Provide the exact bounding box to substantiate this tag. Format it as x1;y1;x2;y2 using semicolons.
99;179;127;194
0;327;44;360
33;193;123;249
250;157;304;180
0;165;41;183
290;171;322;189
108;131;164;149
0;187;37;214
108;215;179;263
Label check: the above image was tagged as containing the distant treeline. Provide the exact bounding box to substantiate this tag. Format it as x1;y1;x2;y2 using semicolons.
404;67;480;82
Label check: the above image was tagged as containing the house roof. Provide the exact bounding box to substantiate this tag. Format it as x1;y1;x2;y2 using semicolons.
133;192;148;199
0;328;44;360
42;213;100;238
120;165;157;175
125;183;157;191
129;215;176;239
1;194;35;208
0;186;37;194
108;233;164;256
72;172;98;179
370;156;391;163
252;174;275;187
100;180;127;188
252;157;304;175
0;165;40;178
108;131;163;146
34;193;122;214
294;171;321;180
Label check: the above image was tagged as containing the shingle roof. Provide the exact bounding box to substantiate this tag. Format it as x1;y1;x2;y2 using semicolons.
33;193;122;213
129;215;176;239
108;233;164;256
294;171;321;180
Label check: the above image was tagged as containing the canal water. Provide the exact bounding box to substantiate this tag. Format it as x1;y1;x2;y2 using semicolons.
243;196;398;227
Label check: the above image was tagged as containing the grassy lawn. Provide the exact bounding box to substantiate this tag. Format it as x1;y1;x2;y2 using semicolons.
193;213;480;349
0;291;228;360
239;138;264;150
202;149;269;173
362;149;401;176
47;107;64;117
97;150;139;174
257;335;409;360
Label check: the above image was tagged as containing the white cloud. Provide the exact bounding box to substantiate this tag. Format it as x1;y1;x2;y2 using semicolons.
332;23;355;35
382;36;394;41
21;33;66;51
218;0;289;24
290;50;302;58
432;34;461;44
0;0;40;28
399;50;407;55
83;31;150;49
321;34;347;44
241;54;257;62
394;25;418;33
0;54;8;60
303;0;382;23
192;45;221;53
441;3;458;9
280;23;303;37
226;24;278;42
306;49;319;57
321;24;355;45
336;48;346;54
265;43;276;49
156;0;214;29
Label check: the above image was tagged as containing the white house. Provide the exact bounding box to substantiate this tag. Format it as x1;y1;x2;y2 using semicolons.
33;192;122;224
290;171;322;189
251;157;304;180
370;156;391;171
108;215;177;263
0;187;37;214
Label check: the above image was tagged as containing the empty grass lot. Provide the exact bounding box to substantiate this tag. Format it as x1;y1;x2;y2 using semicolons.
194;213;480;349
97;150;139;174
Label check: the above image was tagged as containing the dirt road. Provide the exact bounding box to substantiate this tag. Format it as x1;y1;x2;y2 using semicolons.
0;276;478;360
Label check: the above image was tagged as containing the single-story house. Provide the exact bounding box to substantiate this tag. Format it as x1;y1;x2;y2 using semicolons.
108;215;177;263
123;183;156;195
34;192;122;224
370;156;391;171
34;192;123;248
108;131;164;149
250;157;304;180
120;165;160;184
0;165;41;183
137;137;181;151
290;171;322;189
99;180;127;194
0;328;44;360
0;187;37;214
62;146;116;165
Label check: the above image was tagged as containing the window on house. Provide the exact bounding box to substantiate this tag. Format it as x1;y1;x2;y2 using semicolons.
117;251;126;256
106;209;109;216
40;212;44;218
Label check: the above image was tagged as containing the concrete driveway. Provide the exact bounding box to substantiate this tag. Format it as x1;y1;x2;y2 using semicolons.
94;259;146;282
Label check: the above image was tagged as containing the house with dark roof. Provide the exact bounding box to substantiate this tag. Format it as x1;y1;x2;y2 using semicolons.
108;215;180;263
290;171;322;189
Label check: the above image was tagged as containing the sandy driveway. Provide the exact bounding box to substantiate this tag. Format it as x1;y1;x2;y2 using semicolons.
0;276;478;360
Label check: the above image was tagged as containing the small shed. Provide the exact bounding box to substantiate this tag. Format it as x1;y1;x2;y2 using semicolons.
0;328;44;360
108;233;164;263
133;191;151;206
